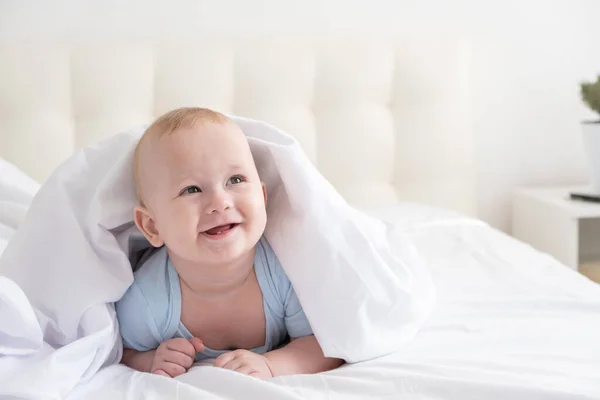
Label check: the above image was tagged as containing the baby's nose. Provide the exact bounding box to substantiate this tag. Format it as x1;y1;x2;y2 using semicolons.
207;190;233;213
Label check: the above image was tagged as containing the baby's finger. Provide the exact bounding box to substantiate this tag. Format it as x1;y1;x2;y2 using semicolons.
222;358;245;371
163;350;194;369
153;369;171;378
235;366;255;376
166;338;196;357
157;361;187;378
214;352;236;368
189;337;205;353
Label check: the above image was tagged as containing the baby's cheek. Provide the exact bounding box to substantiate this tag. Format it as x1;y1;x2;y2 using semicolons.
162;206;195;236
249;201;268;232
241;198;264;221
242;190;266;208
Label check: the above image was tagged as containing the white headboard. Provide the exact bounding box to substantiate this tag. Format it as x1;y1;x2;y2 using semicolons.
0;33;474;215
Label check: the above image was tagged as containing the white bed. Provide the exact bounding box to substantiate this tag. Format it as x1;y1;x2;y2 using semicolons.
1;5;600;400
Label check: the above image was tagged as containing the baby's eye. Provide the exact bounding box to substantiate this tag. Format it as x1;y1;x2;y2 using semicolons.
181;186;201;195
227;175;245;185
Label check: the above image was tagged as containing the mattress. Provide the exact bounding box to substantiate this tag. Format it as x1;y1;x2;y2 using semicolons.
65;205;600;400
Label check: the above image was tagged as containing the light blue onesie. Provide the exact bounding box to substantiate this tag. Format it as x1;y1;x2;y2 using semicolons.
115;236;313;361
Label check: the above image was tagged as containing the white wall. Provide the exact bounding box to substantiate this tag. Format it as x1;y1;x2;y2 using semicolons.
1;0;599;232
466;1;600;232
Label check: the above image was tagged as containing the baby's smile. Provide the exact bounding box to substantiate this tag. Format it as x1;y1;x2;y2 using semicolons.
201;223;241;239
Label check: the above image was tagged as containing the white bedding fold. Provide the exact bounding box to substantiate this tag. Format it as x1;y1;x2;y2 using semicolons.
0;158;40;255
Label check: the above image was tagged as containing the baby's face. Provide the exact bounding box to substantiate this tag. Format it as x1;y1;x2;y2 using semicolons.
139;122;267;266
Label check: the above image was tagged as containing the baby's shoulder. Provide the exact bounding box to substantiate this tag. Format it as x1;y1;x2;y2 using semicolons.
256;236;284;275
115;246;177;350
255;237;292;298
131;246;170;287
118;245;173;312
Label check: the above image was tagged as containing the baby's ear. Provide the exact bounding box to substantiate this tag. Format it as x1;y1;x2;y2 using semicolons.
134;205;164;248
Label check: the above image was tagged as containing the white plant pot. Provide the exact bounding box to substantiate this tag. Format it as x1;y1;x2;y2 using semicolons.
582;122;600;193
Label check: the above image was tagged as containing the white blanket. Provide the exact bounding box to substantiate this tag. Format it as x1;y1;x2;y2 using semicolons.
0;116;435;399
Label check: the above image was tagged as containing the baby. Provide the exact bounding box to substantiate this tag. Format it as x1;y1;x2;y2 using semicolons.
115;107;343;379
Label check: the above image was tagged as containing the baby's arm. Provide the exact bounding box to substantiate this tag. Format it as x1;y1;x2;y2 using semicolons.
122;348;156;373
264;335;344;376
214;335;343;379
264;265;343;375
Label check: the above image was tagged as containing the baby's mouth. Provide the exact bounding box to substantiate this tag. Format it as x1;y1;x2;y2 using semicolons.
203;223;239;236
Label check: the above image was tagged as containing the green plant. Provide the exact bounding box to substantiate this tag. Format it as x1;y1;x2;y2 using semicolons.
580;75;600;121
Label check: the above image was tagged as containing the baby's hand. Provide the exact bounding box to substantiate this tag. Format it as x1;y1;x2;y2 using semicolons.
215;349;274;380
151;337;205;378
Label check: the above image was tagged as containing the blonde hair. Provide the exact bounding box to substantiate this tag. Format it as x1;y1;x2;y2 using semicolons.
134;107;231;203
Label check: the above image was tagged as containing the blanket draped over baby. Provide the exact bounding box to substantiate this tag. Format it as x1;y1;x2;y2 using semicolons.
0;116;435;395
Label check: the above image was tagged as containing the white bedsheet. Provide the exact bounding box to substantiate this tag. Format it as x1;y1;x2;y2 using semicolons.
64;206;600;400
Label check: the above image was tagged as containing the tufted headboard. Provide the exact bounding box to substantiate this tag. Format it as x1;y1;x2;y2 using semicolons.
0;36;474;215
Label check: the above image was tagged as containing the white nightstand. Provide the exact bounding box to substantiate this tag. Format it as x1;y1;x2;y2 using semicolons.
512;186;600;282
